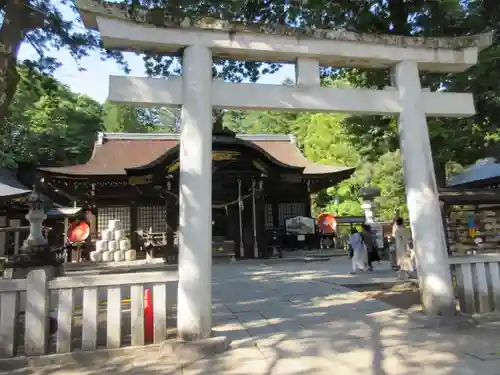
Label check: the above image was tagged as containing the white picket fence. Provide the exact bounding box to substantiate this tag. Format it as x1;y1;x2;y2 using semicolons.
450;255;500;314
0;269;178;358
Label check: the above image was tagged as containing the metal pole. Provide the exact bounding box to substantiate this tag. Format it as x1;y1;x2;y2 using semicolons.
252;178;259;258
237;178;244;258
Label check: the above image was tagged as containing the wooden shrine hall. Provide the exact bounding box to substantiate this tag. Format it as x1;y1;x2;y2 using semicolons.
38;130;354;259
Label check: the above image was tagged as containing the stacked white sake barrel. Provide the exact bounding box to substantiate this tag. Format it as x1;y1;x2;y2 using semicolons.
90;219;137;262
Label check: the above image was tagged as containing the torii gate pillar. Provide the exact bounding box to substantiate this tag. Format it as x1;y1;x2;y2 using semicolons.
177;45;213;340
392;61;455;314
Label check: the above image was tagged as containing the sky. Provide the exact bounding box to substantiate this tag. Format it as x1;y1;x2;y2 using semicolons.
16;3;295;103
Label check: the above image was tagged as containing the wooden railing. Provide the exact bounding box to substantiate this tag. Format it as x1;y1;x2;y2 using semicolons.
0;269;178;357
450;255;500;314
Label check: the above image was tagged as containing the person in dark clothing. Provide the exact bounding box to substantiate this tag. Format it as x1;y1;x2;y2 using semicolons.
361;224;380;271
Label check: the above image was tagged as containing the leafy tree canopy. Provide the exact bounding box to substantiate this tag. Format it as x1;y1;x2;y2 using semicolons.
223;79;406;222
102;103;179;133
0;0;292;126
321;0;500;185
1;66;103;167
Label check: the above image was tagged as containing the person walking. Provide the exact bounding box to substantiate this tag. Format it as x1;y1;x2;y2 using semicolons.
362;224;379;271
348;228;368;274
392;218;410;271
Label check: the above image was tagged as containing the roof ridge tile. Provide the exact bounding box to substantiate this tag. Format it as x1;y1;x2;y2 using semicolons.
101;132;294;142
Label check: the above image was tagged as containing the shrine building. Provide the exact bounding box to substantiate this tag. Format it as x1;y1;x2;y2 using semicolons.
38;130;354;258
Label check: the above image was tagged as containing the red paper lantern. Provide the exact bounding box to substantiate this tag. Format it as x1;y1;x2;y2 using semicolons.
66;221;90;243
317;213;336;234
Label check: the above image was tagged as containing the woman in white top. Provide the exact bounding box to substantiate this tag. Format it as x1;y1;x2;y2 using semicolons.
348;228;368;274
392;218;409;268
392;218;416;278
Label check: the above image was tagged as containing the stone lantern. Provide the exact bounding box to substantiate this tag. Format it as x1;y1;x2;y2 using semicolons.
359;178;381;224
22;187;47;249
4;187;64;278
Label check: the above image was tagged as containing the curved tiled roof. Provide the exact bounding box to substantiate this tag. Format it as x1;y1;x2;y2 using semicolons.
38;132;354;178
0;167;31;200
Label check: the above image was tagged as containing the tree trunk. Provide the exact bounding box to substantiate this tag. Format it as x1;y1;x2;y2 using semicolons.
434;160;447;188
388;0;411;35
0;5;23;127
0;0;44;127
212;109;224;133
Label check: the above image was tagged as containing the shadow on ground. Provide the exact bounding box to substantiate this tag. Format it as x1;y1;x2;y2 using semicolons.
2;261;500;375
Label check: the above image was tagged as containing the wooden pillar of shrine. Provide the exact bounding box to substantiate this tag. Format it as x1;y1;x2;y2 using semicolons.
271;186;280;230
0;214;6;257
255;179;266;257
130;201;138;250
305;182;312;217
237;178;245;258
165;179;177;261
89;183;97;240
87;207;98;240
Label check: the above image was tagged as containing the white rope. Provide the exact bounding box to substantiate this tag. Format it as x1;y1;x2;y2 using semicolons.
159;187;264;209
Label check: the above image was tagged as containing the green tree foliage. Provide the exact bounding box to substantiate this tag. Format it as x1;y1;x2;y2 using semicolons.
152;107;180;132
223;82;405;222
320;0;499;185
103;103;180;133
0;67;103;167
362;151;407;221
0;0;129;126
224;110;297;135
298;115;406;221
296;113;358;167
1;67;184;168
103;102;144;133
0;0;290;128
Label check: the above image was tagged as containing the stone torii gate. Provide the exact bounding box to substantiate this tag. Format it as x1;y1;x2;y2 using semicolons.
77;0;492;340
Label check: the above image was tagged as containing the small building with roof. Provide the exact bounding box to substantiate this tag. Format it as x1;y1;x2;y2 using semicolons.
0;167;31;203
440;158;500;255
38;130;355;259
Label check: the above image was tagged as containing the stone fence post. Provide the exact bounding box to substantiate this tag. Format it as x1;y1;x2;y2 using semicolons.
24;268;51;356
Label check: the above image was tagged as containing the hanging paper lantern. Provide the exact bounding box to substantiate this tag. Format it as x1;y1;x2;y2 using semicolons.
67;221;90;243
317;213;336;234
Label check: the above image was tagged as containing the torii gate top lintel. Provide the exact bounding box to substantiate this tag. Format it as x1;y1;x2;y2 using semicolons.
76;0;492;73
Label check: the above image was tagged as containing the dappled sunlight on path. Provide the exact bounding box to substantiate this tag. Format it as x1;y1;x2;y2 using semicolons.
203;260;500;375
2;260;500;375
